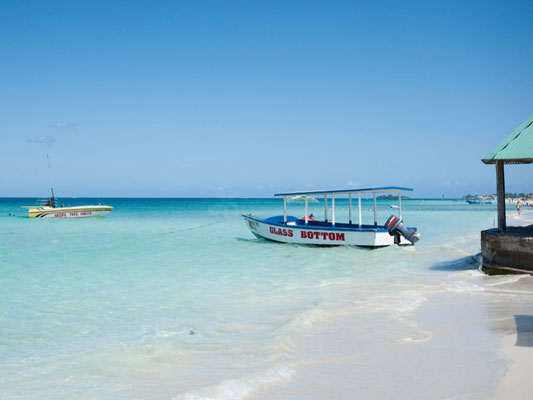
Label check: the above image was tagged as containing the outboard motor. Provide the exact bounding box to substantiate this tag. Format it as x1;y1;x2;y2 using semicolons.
384;215;420;245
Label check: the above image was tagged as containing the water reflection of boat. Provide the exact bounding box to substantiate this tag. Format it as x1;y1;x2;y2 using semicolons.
243;186;419;248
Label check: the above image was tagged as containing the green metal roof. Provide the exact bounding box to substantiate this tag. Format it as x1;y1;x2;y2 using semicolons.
482;114;533;164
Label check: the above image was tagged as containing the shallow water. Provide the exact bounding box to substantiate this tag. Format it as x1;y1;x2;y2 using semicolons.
0;198;528;399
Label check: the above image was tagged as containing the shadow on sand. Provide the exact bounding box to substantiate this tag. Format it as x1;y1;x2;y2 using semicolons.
514;315;533;347
429;253;482;272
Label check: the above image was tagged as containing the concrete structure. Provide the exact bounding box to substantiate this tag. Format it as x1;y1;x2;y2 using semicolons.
481;228;533;274
481;114;533;274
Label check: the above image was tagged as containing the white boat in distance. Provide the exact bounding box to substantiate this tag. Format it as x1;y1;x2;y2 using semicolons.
288;195;319;204
22;200;113;219
466;196;496;205
243;186;419;248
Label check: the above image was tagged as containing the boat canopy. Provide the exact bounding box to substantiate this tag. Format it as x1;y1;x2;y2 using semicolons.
274;186;413;197
274;186;413;227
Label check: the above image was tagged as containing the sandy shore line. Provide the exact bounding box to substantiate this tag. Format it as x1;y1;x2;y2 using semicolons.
492;328;533;400
491;208;533;400
507;207;533;225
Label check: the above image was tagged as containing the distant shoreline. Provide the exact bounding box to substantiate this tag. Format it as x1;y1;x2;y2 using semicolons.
0;196;485;200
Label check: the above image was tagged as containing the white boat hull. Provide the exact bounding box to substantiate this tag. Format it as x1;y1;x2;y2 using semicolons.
243;214;413;247
27;205;113;218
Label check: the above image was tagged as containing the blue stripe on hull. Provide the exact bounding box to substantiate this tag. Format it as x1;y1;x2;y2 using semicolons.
244;214;389;232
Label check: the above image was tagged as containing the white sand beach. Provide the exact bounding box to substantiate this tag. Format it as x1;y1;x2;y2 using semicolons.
493;328;533;400
492;208;533;400
508;206;533;225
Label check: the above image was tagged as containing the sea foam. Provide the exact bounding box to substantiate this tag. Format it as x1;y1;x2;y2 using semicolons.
173;365;294;400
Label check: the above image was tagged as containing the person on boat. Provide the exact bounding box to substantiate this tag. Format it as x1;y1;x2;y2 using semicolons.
300;213;316;221
45;197;56;208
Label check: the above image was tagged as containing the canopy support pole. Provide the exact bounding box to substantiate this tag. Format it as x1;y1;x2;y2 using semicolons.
349;193;352;224
305;196;308;225
398;192;402;219
324;195;328;222
358;193;362;228
332;195;335;226
283;196;287;224
496;161;506;232
373;192;377;227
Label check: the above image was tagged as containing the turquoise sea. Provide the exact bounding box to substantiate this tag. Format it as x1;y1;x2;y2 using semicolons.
0;198;528;399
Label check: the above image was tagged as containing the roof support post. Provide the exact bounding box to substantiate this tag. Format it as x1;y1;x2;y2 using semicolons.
349;193;352;224
496;161;506;232
324;195;328;222
283;196;287;225
305;196;308;225
398;192;402;219
358;193;362;228
373;192;377;227
332;195;335;226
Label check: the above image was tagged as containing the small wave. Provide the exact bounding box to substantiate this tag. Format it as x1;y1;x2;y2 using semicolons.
293;308;328;329
172;365;294;400
485;274;529;287
354;289;427;319
485;289;533;296
154;330;180;339
447;270;484;279
397;318;433;343
399;330;433;343
443;280;484;293
278;307;331;332
285;277;355;291
93;340;191;374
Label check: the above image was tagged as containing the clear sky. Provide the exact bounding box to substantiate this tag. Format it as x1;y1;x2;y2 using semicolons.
1;0;532;198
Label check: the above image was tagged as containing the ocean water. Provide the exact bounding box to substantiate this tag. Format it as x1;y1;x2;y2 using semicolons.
0;198;529;400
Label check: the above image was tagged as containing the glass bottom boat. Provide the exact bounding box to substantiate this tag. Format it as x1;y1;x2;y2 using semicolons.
243;186;419;248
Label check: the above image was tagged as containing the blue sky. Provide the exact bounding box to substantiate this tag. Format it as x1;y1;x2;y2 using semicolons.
1;0;532;197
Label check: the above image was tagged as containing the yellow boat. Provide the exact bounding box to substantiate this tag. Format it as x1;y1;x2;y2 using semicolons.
23;203;114;218
22;155;114;218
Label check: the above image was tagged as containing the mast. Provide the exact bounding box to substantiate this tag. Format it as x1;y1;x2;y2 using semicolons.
47;154;56;207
